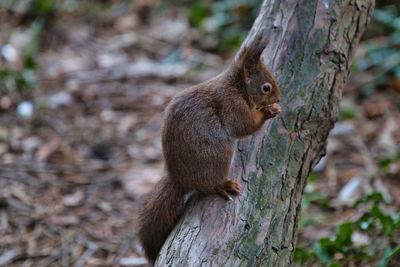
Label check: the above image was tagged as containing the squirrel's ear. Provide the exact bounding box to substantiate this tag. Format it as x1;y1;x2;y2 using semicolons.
234;31;266;68
243;64;251;86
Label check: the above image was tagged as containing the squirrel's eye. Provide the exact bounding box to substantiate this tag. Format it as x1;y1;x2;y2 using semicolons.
261;83;272;94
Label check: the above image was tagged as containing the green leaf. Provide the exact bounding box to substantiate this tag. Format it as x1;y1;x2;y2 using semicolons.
359;215;374;230
336;222;354;247
313;241;333;262
30;0;55;16
339;106;357;121
354;192;383;208
24;55;37;70
0;68;13;80
371;204;395;235
389;246;400;261
379;245;400;267
189;2;208;27
329;262;342;267
379;156;393;169
308;172;317;182
396;149;400;160
294;247;313;265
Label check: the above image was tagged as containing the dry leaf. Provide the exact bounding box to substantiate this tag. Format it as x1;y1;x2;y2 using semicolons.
63;190;85;207
47;215;79;225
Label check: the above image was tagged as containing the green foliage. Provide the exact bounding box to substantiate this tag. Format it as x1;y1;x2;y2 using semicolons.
299;174;332;228
0;68;37;92
0;20;42;93
29;0;56;16
380;245;400;267
0;0;133;22
301;190;330;211
339;100;360;121
185;0;263;50
311;222;371;263
377;150;400;173
354;192;383;207
296;192;400;266
0;1;133;95
355;193;400;236
374;5;400;31
352;4;400;90
294;247;314;266
189;2;208;27
295;221;371;265
302;173;330;209
339;106;358;121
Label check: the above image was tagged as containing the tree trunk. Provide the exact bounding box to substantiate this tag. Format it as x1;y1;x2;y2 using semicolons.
156;0;374;266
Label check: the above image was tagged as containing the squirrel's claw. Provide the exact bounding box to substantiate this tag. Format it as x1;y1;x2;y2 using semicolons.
216;179;241;201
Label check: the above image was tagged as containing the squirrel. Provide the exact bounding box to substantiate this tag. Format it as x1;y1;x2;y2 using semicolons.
137;34;281;264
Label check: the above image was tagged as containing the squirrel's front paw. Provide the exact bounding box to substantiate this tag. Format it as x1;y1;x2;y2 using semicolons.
262;103;281;118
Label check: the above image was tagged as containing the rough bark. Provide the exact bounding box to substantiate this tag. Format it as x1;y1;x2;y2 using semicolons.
156;0;374;266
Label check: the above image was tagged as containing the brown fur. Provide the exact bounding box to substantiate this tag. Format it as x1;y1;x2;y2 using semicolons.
137;52;281;264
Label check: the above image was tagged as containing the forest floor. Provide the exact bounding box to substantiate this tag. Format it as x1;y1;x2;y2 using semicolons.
0;2;399;267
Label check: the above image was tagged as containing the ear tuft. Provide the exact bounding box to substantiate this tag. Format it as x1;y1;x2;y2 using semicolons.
234;30;267;69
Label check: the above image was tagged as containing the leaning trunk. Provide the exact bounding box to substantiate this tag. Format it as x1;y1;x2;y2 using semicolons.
156;0;374;266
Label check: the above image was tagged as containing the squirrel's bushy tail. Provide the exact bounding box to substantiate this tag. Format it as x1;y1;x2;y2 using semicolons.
137;177;184;264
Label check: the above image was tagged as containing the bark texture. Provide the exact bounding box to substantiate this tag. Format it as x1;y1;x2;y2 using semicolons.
156;0;374;266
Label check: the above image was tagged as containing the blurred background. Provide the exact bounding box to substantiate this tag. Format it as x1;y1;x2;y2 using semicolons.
0;0;399;266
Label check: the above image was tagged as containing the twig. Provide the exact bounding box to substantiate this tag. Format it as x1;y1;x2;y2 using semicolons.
0;248;20;266
73;242;98;267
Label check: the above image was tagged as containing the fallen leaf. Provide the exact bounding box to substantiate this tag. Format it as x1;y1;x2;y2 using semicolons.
36;138;61;163
46;215;79;225
388;77;400;93
0;248;20;266
121;164;163;198
119;256;148;266
0;96;12;110
336;176;364;206
63;190;85;207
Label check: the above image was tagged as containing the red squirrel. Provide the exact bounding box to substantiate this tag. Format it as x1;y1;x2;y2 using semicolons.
137;36;281;264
